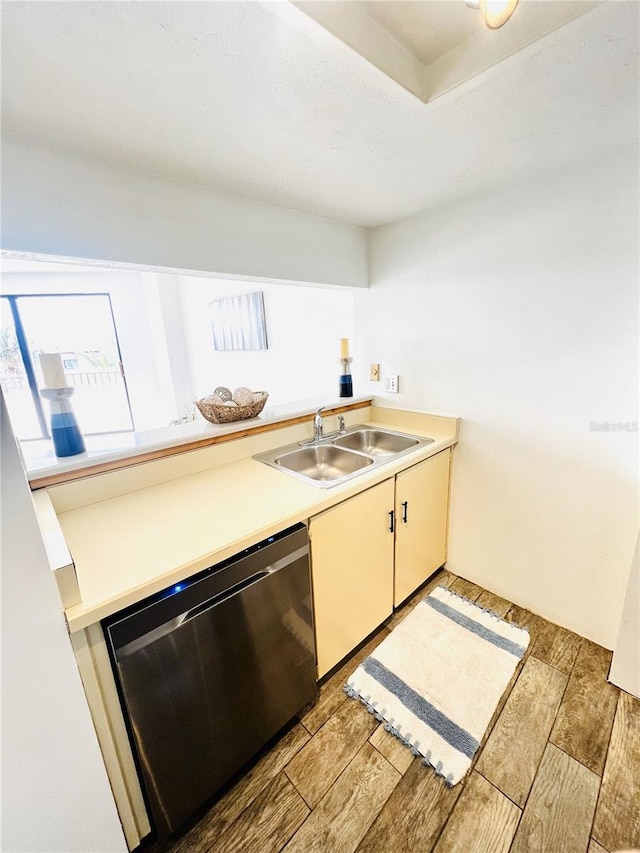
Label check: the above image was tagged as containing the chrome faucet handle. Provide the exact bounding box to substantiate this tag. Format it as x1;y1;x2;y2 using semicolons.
313;407;326;440
338;415;346;434
299;407;328;446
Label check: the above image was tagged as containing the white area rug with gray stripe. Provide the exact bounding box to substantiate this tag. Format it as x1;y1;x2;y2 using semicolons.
345;585;529;786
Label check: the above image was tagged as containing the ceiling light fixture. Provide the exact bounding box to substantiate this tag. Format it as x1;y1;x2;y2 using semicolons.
466;0;520;29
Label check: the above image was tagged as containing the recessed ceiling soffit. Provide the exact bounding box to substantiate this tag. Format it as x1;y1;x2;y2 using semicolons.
291;0;603;104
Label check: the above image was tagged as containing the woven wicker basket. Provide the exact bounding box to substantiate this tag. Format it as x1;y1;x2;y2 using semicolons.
195;391;268;424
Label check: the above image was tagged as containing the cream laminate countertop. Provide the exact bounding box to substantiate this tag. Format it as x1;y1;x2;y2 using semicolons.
56;409;459;633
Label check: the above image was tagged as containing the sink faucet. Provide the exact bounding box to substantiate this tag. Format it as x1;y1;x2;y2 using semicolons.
300;407;330;446
312;406;326;442
300;407;346;446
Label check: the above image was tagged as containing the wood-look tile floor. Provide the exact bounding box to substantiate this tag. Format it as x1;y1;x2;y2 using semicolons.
151;570;640;853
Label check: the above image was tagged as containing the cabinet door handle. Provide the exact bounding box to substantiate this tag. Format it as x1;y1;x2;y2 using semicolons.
388;510;395;533
402;500;408;524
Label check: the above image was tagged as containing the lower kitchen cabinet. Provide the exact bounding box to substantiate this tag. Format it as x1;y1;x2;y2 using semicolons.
309;478;395;678
394;448;451;606
309;448;452;678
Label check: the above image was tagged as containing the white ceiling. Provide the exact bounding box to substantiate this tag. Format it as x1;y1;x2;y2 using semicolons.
1;1;637;227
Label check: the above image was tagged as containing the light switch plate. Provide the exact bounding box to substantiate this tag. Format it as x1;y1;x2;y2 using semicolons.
369;363;380;381
383;375;399;393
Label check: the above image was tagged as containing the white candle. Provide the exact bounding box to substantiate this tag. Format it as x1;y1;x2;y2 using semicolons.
40;353;67;389
340;338;350;359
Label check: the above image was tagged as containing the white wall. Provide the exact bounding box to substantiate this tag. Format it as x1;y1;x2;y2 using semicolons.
154;274;195;418
357;146;639;648
179;277;355;405
1;136;368;288
0;392;127;852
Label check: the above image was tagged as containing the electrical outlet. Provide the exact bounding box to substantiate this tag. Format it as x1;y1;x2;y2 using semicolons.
383;375;399;393
369;363;380;381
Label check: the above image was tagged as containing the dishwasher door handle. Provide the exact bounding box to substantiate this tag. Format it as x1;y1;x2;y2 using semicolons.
176;545;309;625
115;544;309;660
181;570;270;623
182;544;309;624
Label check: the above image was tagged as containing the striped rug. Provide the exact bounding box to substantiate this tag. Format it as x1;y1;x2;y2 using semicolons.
345;585;529;785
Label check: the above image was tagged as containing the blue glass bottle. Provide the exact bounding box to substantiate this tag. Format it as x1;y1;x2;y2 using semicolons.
41;387;86;457
339;357;353;398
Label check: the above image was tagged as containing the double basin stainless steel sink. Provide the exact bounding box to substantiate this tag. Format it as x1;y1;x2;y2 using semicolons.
254;425;434;488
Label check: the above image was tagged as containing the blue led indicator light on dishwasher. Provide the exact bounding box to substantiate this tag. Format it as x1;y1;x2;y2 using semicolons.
174;584;183;593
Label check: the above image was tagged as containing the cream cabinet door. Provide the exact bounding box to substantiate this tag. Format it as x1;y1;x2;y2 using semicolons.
394;449;451;607
310;478;395;678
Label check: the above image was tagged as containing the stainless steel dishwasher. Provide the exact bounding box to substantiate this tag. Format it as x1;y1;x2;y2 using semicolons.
103;522;317;840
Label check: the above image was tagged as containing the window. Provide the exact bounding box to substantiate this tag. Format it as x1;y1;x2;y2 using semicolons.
0;294;134;440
